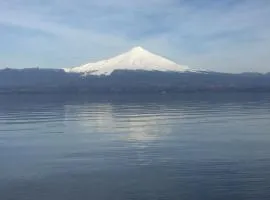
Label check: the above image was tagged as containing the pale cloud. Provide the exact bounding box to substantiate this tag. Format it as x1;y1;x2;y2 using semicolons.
0;0;270;72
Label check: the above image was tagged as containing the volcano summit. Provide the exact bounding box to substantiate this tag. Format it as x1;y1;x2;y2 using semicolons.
64;47;194;75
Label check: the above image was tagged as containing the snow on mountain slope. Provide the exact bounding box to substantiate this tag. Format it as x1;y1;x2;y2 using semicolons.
64;46;195;75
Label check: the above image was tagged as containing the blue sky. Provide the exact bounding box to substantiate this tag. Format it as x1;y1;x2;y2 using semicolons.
0;0;270;72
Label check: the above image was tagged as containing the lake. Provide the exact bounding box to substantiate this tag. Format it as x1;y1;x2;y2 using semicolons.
0;93;270;200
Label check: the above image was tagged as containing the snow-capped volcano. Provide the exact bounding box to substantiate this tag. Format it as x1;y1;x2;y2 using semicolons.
64;46;194;75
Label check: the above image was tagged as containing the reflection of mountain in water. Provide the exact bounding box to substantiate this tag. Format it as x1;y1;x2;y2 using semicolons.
1;93;270;143
64;103;175;142
59;93;270;142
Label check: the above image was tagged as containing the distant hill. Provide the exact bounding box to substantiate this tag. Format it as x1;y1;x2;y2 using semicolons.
0;68;269;94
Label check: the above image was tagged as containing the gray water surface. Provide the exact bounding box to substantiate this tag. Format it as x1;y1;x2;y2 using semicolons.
0;94;270;200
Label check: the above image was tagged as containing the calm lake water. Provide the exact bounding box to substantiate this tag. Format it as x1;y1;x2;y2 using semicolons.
0;93;270;200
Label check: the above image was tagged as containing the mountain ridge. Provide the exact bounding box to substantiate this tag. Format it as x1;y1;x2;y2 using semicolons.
1;47;270;93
